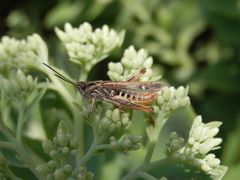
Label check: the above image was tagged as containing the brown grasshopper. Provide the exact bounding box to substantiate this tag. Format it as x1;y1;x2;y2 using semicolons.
43;63;164;112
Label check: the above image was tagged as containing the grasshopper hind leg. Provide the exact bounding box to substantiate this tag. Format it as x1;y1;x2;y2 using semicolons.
90;98;96;112
126;67;146;82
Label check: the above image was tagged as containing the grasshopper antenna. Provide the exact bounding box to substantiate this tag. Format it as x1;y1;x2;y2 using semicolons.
43;63;76;86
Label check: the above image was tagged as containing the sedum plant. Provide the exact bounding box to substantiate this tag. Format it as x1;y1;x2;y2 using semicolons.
0;22;227;180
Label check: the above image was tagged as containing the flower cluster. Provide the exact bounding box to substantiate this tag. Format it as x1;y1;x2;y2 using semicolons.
1;69;37;107
154;86;190;115
0;34;47;74
109;135;142;154
55;22;125;72
100;109;130;132
187;116;222;156
166;116;227;179
108;46;154;81
165;132;185;156
74;167;94;180
36;121;79;179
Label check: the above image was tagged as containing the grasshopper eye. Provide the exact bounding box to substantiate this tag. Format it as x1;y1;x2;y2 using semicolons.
77;83;86;90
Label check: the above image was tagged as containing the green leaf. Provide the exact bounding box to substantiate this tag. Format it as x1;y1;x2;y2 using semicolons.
148;161;211;180
44;1;83;28
10;166;36;180
222;119;240;165
25;84;48;115
201;0;240;45
192;60;240;94
23;137;49;161
1;149;23;168
40;90;72;138
223;163;240;180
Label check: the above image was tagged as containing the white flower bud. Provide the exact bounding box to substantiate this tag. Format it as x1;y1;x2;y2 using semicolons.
105;110;112;119
188;137;195;145
36;164;50;175
210;166;228;177
180;97;190;107
176;86;185;98
101;117;110;129
54;168;66;179
55;28;67;41
115;63;124;74
81;22;92;32
169;132;178;140
17;69;27;88
42;140;53;153
108;72;120;81
64;23;73;34
205;128;219;139
143;57;153;68
208;158;220;167
162;89;171;100
206;121;222;129
112;109;120;122
115;121;122;128
108;62;116;71
122;117;129;126
169;100;179;110
205;138;222;147
27;75;34;88
157;96;164;105
191;126;204;141
193;116;203;127
63;164;73;173
199;144;211;155
201;164;211;172
205;154;215;161
47;160;58;169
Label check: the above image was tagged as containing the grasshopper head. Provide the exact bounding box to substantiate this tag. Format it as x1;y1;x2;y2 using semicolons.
77;82;87;96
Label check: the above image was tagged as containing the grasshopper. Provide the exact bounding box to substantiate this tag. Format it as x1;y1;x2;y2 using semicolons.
43;63;163;112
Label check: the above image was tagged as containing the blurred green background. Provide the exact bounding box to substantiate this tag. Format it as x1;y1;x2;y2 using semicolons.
0;0;240;179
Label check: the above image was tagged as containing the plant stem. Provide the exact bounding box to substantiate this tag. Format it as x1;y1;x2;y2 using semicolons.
79;142;97;167
186;105;197;121
0;126;43;179
79;68;88;82
1;89;15;130
6;167;22;180
122;114;168;180
74;132;108;173
15;145;40;175
143;158;170;172
144;141;156;163
145;114;168;163
121;158;169;180
77;124;99;166
95;144;112;151
0;141;15;150
75;68;88;158
136;172;159;180
16;105;25;142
